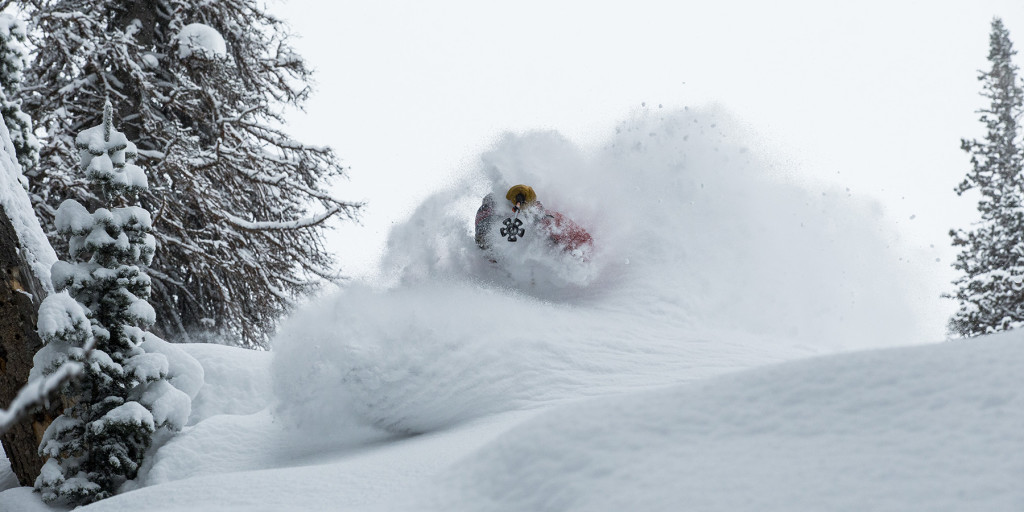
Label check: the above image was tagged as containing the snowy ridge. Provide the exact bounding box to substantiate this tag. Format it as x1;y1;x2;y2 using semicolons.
419;333;1024;512
273;282;801;436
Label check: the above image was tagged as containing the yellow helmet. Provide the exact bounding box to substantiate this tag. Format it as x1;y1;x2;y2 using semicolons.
505;184;537;206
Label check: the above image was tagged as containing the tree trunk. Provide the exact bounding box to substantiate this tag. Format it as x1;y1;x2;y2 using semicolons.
0;203;56;487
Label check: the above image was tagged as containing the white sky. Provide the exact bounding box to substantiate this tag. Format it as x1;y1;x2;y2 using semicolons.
278;0;1023;319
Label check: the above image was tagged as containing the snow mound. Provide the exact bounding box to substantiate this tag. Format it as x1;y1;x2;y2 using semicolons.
141;409;280;486
421;333;1024;512
274;279;818;437
129;345;334;488
177;343;272;424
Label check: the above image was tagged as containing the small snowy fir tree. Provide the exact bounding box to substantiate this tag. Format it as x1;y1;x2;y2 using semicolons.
949;18;1024;337
0;13;38;174
33;101;191;505
17;0;361;348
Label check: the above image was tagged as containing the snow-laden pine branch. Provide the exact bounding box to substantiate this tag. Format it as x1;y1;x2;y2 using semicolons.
0;336;94;436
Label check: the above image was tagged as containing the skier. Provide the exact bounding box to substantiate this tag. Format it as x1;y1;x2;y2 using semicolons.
475;184;593;255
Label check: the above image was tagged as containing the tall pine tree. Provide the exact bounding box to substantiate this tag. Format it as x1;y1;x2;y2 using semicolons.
17;0;361;348
32;101;191;505
949;17;1024;337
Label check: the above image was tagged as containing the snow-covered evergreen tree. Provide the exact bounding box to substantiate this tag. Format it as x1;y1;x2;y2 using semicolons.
17;0;361;348
32;101;191;505
0;13;38;173
949;18;1024;337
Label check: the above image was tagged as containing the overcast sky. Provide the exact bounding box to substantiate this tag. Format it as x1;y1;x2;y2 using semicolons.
278;0;1023;305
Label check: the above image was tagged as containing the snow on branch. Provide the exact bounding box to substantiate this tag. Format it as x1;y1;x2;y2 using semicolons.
224;205;343;231
234;164;347;206
0;337;95;436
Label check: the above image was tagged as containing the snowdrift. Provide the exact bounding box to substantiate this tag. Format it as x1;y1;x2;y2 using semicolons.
418;331;1024;512
272;107;934;436
4;330;1021;512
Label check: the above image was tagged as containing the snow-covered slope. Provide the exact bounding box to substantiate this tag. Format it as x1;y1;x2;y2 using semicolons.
2;107;1005;511
419;332;1024;512
3;333;1021;512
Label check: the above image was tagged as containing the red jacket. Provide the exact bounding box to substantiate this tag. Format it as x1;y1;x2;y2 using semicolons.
538;210;593;253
